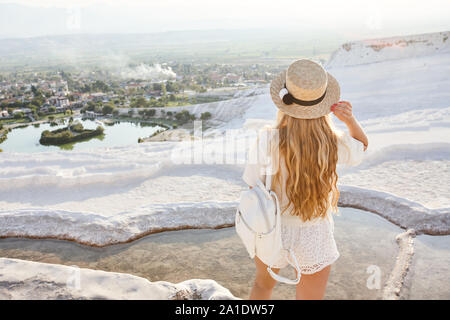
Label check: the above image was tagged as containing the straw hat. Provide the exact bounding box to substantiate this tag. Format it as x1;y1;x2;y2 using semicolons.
270;59;340;119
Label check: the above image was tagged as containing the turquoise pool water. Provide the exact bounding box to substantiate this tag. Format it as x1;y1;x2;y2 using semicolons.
0;119;164;153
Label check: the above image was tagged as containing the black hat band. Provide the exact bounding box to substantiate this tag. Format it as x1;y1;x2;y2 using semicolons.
279;84;327;106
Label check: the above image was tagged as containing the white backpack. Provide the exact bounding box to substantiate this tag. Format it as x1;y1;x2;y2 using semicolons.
235;173;302;285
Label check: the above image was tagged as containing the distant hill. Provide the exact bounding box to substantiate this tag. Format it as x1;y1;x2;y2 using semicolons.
0;29;344;72
326;31;450;68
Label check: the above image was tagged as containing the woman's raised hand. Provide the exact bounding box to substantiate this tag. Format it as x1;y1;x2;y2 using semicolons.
331;101;369;150
331;101;355;124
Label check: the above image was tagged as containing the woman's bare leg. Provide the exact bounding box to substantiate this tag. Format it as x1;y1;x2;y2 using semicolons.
249;256;281;300
295;265;331;300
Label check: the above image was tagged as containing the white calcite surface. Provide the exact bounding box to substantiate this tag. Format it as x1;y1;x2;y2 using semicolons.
0;257;238;300
327;31;450;67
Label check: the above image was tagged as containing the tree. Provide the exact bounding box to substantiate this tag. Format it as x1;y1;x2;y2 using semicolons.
102;104;114;115
165;81;180;93
31;96;44;107
200;112;211;120
112;109;119;116
152;83;162;91
81;84;91;93
94;105;102;113
86;101;96;111
131;97;148;108
144;109;155;117
49;106;56;113
92;80;109;92
175;110;193;124
14;112;24;119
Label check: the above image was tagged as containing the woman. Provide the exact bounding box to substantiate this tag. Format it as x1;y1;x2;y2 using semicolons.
242;59;368;300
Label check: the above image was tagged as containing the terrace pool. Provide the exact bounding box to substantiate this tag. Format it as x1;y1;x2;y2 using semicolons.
0;118;165;153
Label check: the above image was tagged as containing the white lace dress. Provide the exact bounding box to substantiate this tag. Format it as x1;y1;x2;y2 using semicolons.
242;130;366;274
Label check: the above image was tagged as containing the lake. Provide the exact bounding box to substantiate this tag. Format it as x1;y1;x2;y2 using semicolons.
0;118;165;153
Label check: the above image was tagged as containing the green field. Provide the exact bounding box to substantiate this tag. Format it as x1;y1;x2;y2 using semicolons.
0;29;343;73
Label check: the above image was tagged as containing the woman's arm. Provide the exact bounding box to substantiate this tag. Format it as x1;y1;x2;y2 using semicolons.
331;101;369;150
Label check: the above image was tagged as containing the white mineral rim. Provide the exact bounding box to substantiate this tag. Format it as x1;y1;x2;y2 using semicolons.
382;229;416;300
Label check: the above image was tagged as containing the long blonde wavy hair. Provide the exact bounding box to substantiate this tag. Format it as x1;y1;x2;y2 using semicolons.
271;110;339;221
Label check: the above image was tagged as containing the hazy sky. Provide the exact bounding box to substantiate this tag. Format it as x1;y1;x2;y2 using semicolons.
0;0;449;38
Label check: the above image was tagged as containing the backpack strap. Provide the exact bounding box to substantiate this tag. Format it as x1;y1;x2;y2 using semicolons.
267;249;302;285
266;191;302;285
264;173;272;192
